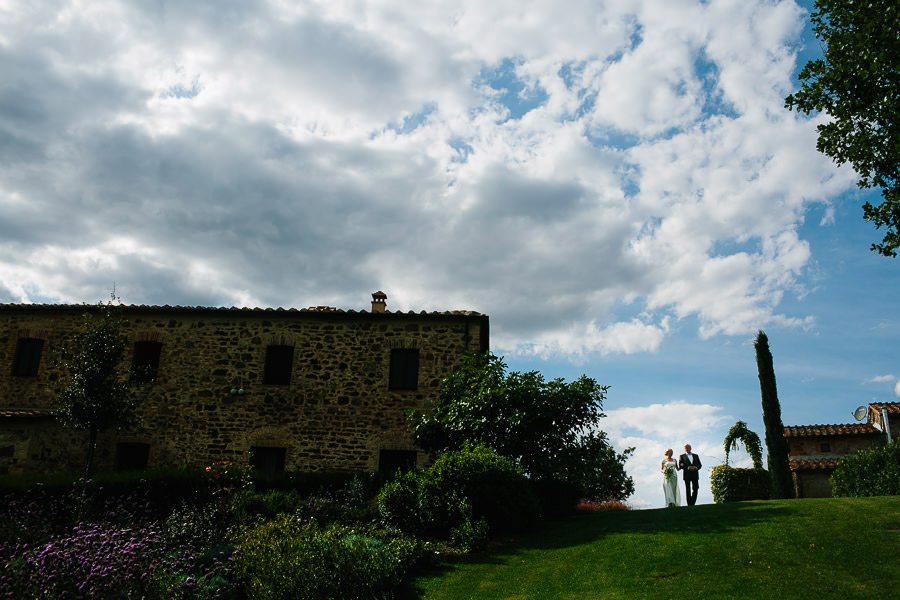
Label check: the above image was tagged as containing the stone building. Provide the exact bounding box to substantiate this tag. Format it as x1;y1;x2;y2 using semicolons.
0;292;489;476
784;401;897;498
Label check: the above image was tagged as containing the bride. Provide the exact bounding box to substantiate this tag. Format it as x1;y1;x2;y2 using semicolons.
661;448;682;507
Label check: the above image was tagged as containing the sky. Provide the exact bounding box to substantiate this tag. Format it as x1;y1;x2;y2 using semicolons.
1;0;896;509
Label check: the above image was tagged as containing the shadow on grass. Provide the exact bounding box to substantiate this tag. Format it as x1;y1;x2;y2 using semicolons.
517;501;795;550
394;500;797;599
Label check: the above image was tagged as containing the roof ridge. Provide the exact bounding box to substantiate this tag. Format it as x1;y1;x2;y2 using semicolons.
0;303;484;316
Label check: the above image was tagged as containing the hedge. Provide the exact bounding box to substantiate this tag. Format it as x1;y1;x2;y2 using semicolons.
831;440;900;497
709;465;771;503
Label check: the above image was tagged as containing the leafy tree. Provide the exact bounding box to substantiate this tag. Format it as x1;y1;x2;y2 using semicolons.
55;299;142;476
754;331;794;499
784;0;900;256
411;353;634;501
723;420;764;469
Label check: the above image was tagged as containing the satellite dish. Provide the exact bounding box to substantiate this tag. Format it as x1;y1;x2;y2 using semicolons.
852;406;868;421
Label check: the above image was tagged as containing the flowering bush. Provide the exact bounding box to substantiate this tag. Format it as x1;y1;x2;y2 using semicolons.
205;461;253;496
9;523;165;599
575;499;632;513
0;522;240;600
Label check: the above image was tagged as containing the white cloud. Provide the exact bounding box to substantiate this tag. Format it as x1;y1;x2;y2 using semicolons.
895;381;900;398
867;374;896;384
0;0;855;359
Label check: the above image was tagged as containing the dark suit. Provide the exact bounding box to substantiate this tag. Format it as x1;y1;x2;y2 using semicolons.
679;452;701;505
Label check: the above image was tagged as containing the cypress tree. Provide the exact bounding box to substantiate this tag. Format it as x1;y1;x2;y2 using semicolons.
754;331;794;499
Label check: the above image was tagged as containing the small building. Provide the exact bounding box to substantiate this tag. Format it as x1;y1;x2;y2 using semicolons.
784;401;897;498
0;292;489;477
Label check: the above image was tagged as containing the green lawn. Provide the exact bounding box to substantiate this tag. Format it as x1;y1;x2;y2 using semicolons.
401;497;900;600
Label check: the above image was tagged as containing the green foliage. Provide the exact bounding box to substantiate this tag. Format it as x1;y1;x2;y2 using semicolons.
412;352;634;502
54;299;142;475
529;479;583;517
709;465;771;503
377;470;425;536
251;469;382;496
448;515;489;553
754;331;794;499
723;421;764;469
785;0;900;256
234;515;421;600
377;445;539;547
830;440;900;497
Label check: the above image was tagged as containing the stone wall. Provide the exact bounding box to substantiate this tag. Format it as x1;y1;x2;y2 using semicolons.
0;304;488;475
795;472;833;498
787;435;879;459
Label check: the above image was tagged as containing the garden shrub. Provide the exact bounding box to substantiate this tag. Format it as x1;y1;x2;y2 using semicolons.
710;465;771;503
377;445;539;545
529;478;583;517
161;501;236;552
376;470;425;536
831;440;900;497
147;544;240;600
448;508;489;552
419;445;538;535
235;515;421;600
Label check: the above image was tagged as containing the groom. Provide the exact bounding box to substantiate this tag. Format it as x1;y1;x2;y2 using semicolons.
679;444;702;505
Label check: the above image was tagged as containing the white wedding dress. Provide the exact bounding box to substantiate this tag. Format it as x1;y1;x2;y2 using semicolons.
662;458;682;507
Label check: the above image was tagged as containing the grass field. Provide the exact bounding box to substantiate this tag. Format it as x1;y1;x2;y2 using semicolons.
401;497;900;600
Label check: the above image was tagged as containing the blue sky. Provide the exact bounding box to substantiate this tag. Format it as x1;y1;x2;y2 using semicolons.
0;0;896;508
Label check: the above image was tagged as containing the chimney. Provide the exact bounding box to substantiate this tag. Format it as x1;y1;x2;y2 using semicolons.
371;290;387;313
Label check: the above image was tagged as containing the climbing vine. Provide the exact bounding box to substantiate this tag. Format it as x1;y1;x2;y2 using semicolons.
723;421;764;469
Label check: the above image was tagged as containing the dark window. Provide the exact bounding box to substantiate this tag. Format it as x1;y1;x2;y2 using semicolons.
250;446;286;472
820;443;831;453
12;338;44;377
389;349;419;390
131;341;162;383
379;449;417;474
116;442;150;472
0;445;13;458
263;345;294;385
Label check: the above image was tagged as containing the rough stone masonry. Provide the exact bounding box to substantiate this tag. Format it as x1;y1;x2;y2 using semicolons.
0;293;488;476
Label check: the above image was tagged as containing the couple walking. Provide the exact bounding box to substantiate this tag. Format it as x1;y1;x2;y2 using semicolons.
661;444;701;507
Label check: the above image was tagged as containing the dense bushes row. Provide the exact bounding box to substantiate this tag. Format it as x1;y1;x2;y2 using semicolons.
709;465;771;503
0;465;394;599
831;440;900;497
2;445;570;598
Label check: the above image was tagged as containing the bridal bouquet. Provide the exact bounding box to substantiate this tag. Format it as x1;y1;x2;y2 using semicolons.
663;464;676;483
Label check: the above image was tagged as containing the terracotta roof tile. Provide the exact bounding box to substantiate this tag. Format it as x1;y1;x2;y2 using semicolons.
0;409;54;419
783;423;880;437
869;401;900;414
789;458;841;471
0;303;484;317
